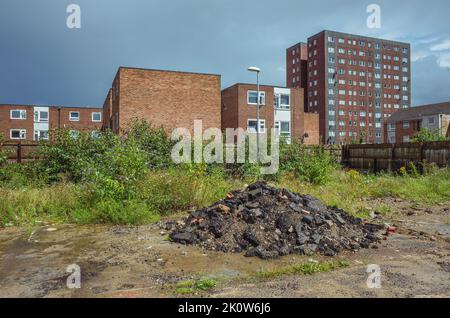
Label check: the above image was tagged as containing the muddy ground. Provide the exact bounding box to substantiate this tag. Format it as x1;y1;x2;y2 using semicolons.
0;198;449;298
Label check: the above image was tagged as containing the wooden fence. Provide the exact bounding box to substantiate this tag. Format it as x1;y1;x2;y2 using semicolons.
342;141;450;172
1;141;449;170
0;142;41;163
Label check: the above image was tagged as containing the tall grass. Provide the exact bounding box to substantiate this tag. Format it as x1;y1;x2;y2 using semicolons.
279;168;450;217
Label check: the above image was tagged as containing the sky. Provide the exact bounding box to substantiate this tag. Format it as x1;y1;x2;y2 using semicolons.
1;0;450;107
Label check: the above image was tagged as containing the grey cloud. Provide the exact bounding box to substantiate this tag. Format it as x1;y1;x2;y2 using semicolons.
1;0;450;107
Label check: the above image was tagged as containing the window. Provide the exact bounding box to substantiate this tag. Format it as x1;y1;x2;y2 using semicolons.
34;110;49;122
403;135;410;143
92;112;102;122
275;121;291;135
428;117;435;125
10;109;27;120
275;94;290;110
34;130;49;141
10;129;26;140
70;111;80;121
403;121;410;129
247;91;266;105
247;119;266;134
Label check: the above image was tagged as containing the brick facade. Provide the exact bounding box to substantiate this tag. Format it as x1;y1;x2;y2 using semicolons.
103;67;222;134
288;30;411;145
286;42;308;109
221;83;319;145
384;102;450;143
0;104;102;142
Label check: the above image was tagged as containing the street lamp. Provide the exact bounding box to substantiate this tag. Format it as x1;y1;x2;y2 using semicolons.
248;66;261;162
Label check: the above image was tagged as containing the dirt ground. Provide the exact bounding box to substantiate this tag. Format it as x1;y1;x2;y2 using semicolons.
0;198;449;298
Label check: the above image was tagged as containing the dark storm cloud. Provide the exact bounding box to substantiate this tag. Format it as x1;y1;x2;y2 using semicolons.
1;0;450;107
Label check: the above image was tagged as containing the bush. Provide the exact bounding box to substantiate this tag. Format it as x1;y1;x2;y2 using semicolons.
280;143;337;185
411;128;450;142
126;120;175;169
39;129;119;183
0;133;6;165
0;162;51;188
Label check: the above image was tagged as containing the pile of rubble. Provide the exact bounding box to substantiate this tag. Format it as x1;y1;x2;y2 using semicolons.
167;182;384;259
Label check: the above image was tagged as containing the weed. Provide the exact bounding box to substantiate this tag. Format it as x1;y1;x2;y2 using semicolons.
255;260;350;280
175;278;217;294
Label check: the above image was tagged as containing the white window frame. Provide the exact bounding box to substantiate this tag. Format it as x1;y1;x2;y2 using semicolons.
10;109;27;120
34;110;49;123
92;112;102;122
247;91;266;106
402;121;410;129
10;129;26;140
34;130;49;141
275;121;291;134
247;119;266;134
69;111;80;122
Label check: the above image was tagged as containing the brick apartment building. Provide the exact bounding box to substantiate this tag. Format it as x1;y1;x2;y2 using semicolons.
221;83;319;145
102;67;221;134
0;104;103;142
286;42;308;109
385;101;450;143
287;30;411;145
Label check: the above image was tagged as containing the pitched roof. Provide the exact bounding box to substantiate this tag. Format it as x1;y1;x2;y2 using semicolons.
388;102;450;122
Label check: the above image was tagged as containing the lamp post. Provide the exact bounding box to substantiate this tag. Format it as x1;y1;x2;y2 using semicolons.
248;66;261;162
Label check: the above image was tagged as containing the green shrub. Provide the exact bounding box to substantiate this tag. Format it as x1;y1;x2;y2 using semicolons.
411;128;450;142
126;120;175;169
0;162;51;188
280;143;337;185
39;129;119;183
0;133;6;165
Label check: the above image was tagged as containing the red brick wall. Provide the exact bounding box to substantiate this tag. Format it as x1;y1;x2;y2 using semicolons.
0;105;34;141
394;120;420;143
291;87;305;140
221;85;239;131
115;68;221;134
236;84;275;134
303;113;320;145
307;32;327;142
49;107;102;131
221;84;320;145
286;43;308;109
0;105;102;141
102;89;112;130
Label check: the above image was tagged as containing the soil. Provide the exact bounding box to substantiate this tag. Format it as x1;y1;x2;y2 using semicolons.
0;197;448;298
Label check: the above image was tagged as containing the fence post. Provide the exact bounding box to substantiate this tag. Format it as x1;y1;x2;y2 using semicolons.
17;142;22;164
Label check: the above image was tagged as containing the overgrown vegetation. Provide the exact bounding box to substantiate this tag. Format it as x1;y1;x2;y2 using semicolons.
175;278;217;294
255;260;350;279
0;120;449;227
411;128;450;142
